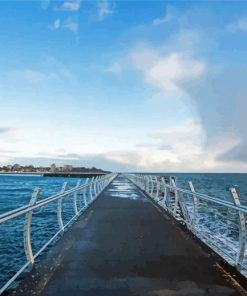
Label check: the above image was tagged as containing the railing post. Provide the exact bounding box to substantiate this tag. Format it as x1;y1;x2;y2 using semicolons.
171;178;179;216
96;176;101;193
24;187;40;265
101;177;105;190
98;176;102;191
89;177;95;201
57;182;67;234
230;187;247;271
73;179;81;216
101;176;104;190
148;176;153;196
158;177;166;202
83;178;89;207
155;177;160;199
142;175;145;189
163;178;167;202
150;176;154;196
100;176;104;191
188;181;198;230
94;176;99;196
144;176;148;192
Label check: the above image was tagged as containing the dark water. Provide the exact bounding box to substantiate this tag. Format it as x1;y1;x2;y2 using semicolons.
0;173;247;290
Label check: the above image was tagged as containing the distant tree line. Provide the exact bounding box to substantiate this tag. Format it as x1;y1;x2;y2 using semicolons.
0;164;110;173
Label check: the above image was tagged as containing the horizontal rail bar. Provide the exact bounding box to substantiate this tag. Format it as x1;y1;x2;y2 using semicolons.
127;174;247;213
0;176;112;224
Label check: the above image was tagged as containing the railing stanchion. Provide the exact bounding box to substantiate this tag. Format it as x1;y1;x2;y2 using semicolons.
94;176;99;196
73;179;81;216
24;187;40;265
83;178;89;207
100;176;104;190
163;179;167;202
89;177;95;201
144;176;148;191
99;176;103;192
230;187;247;271
147;176;151;195
155;177;160;199
171;178;178;217
189;181;198;230
158;177;166;202
150;176;154;196
96;176;100;193
57;182;67;233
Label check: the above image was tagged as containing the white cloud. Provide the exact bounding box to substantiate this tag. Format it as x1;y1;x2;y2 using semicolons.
56;0;81;11
105;62;122;74
105;120;241;172
97;0;114;21
227;18;247;32
49;19;61;30
7;58;77;85
48;18;78;33
152;6;173;26
130;48;206;96
106;120;203;169
63;21;79;33
125;18;247;171
17;69;47;84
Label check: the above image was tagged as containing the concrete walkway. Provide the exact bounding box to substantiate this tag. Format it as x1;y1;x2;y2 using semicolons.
13;175;243;295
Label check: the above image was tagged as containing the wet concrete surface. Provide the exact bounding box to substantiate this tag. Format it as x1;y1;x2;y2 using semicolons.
13;175;245;295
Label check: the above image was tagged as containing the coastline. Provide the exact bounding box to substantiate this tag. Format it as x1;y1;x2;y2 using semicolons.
0;172;109;178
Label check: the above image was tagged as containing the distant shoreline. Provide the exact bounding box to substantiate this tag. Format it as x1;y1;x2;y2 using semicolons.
0;172;109;178
0;172;43;177
0;172;43;175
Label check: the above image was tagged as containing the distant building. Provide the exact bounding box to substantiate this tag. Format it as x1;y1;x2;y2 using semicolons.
12;164;21;171
50;163;57;172
63;165;73;172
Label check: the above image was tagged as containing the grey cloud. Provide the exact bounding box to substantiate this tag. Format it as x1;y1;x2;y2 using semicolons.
158;145;173;150
136;143;172;151
57;153;82;158
218;142;247;162
0;149;18;153
0;127;13;134
182;63;247;162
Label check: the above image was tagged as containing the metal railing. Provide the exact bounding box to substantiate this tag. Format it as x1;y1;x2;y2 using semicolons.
0;173;117;294
124;173;247;278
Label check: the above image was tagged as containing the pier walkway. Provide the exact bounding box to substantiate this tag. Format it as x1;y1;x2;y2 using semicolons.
13;175;243;295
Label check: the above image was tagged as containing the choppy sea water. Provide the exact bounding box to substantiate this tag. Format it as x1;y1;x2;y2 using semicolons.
1;173;247;289
157;173;247;274
172;173;247;206
0;174;87;290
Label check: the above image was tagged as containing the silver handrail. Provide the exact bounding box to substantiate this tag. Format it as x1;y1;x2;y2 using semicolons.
124;173;247;278
0;173;117;294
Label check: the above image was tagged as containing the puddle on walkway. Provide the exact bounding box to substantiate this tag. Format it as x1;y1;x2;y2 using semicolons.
106;178;143;200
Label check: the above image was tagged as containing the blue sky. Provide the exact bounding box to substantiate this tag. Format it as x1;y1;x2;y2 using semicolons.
1;0;247;172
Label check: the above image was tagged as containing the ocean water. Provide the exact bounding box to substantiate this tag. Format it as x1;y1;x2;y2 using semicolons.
171;173;247;206
1;173;247;289
0;174;87;290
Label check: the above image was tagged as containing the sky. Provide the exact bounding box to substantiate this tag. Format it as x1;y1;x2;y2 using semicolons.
1;0;247;172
